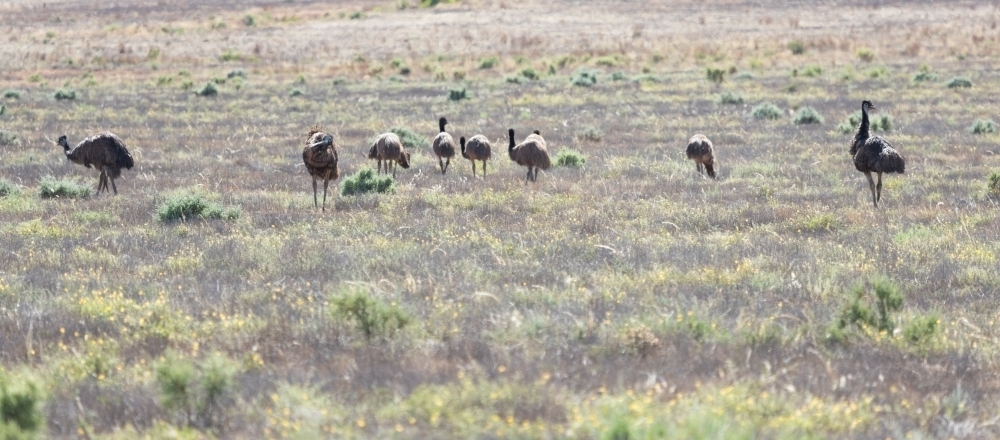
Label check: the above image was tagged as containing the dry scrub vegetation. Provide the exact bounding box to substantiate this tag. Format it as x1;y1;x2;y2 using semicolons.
2;0;1000;438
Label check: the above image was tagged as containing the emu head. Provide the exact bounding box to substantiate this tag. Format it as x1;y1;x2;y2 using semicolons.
439;117;448;132
533;130;541;135
862;100;875;111
399;151;411;169
309;133;333;148
56;135;69;150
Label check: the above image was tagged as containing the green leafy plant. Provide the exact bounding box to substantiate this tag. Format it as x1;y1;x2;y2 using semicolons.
389;126;430;149
555;149;587;167
793;106;823;124
829;277;904;343
226;69;247;79
717;91;743;105
946;76;972;88
330;289;410;339
0;130;20;146
53;88;76;100
968;119;996;134
988;171;1000;196
856;47;875;62
577;126;602;142
448;86;468;101
155;351;241;428
902;313;939;346
0;370;45;435
751;102;782;120
571;69;598;87
787;39;805;55
611;71;627;81
912;65;937;83
519;67;539;80
837;111;892;133
340;168;395;196
478;56;499;69
156;191;240;222
196;82;218;97
39;176;90;199
2;90;20;99
705;67;725;84
0;179;18;197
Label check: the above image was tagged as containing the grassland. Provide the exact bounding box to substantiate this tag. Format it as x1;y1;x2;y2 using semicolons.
1;0;1000;438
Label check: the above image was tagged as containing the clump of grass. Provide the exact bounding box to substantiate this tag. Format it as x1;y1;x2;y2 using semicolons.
617;324;659;357
571;69;598;87
349;11;363;19
289;88;304;97
0;370;45;435
448;86;468;101
226;69;247;79
478;56;499;69
53;88;76;100
555;149;587;167
39;176;90;199
793;106;823;124
733;72;755;81
912;65;937;83
196;82;218;97
837;111;892;133
800;64;822;77
946;76;972;88
827;277;904;343
593;55;619;67
330;288;410;339
856;47;875;62
799;213;836;231
968;119;996;134
155;351;241;428
630;74;660;83
611;71;627;81
389;126;430;149
242;14;256;27
577;126;602;142
519;67;539;80
340;168;395;196
156;190;240;222
2;89;21;99
0;130;20;146
0;179;20;197
716;91;743;105
705;67;725;84
332;77;347;86
902;313;939;346
787;39;805;55
505;75;523;84
751;102;782;120
988;171;1000;197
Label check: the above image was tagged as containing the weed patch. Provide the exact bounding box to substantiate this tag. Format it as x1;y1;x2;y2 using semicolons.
478;56;499;69
571;69;598;87
717;91;743;105
988;171;1000;197
156;190;240;222
751;102;782;120
39;176;90;198
196;82;218;96
947;76;972;88
793;106;823;124
0;179;18;197
389;126;430;149
555;149;587;167
968;119;996;134
577;126;602;142
330;288;409;339
53;88;76;100
0;130;20;146
0;370;45;435
837;111;891;133
448;86;468;101
340;168;395;196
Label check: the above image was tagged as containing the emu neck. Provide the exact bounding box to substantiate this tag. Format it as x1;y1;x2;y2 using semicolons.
59;140;70;154
858;105;870;139
508;133;515;152
439;121;446;133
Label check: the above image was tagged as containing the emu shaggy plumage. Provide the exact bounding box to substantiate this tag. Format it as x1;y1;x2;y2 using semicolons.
508;128;551;182
432;117;456;174
685;134;716;178
302;127;340;211
57;132;134;195
851;100;905;207
370;132;411;178
461;134;492;177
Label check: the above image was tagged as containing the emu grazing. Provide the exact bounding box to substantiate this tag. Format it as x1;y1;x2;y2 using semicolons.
461;134;492;177
302;127;340;211
685;134;716;179
508;128;551;182
851;100;905;207
57;132;134;195
370;132;411;178
431;117;456;174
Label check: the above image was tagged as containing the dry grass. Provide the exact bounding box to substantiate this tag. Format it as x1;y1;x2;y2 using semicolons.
1;0;1000;438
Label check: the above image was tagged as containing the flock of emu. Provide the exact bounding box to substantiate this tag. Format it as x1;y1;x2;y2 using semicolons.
56;100;903;210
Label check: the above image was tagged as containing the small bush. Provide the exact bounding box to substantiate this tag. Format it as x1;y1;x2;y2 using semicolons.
751;102;782;120
988;171;1000;196
946;76;972;88
452;70;466;81
705;67;724;84
571;69;598;87
630;74;660;83
219;50;241;62
577;126;602;142
604;419;633;440
505;75;523;84
341;168;395;196
348;11;363;19
478;56;499;69
903;313;939;346
968;119;996;134
837;111;892;133
519;67;539;80
793;106;823;124
226;69;247;79
155;351;241;428
801;64;823;77
330;289;410;339
332;77;347;86
787;39;805;55
0;179;18;197
0;130;20;146
156;191;240;222
555;149;587;167
611;71;627;81
617;324;659;357
831;277;903;342
196;82;218;97
289;88;304;97
716;91;743;105
242;14;256;26
733;72;755;81
856;47;875;62
866;66;889;79
594;56;619;67
0;371;45;434
2;90;21;99
53;88;76;100
448;86;468;101
389;126;430;149
39;176;90;199
912;67;937;83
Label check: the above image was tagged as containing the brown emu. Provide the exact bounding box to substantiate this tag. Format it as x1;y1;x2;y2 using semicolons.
851;100;905;207
685;134;716;179
432;117;456;174
57;132;134;195
302;127;340;211
507;128;551;182
461;134;492;177
370;132;411;178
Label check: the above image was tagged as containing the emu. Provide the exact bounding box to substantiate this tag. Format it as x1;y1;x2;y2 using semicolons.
685;134;716;178
432;117;456;174
507;129;550;182
302;127;340;211
370;132;411;178
57;132;134;195
460;134;491;177
851;100;905;207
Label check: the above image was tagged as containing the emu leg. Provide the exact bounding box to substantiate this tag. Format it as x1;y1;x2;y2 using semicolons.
471;160;476;177
876;172;883;204
439;158;445;174
109;176;118;195
481;160;486;177
392;161;397;178
864;171;878;207
312;178;318;208
322;179;329;212
445;158;450;174
525;168;531;183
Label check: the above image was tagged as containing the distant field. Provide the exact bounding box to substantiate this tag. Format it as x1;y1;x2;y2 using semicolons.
1;0;1000;438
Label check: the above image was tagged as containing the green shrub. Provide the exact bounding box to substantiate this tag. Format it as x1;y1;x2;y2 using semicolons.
0;179;18;197
866;66;889;79
519;67;539;80
988;171;1000;196
330;289;410;339
53;88;76;100
571;69;598;87
968;119;996;134
555;149;587;167
389;126;430;149
242;14;256;26
902;313;939;346
156;191;240;222
341;168;395;196
577;126;602;142
793;106;823;124
0;371;44;434
39;176;90;198
856;47;875;62
604;418;633;440
219;49;242;62
751;102;782;120
2;90;20;99
733;72;755;81
289;88;304;97
787;40;805;55
912;66;937;83
478;56;499;69
611;71;627;81
226;69;247;79
349;11;363;19
332;77;347;86
947;76;972;88
617;324;659;357
705;67;724;84
594;56;619;67
837;111;892;133
448;86;468;101
155;351;240;427
630;74;660;83
831;277;904;342
505;75;523;84
716;91;743;105
0;130;20;146
211;77;226;85
156;352;195;419
196;82;218;97
0;104;5;116
801;64;823;77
